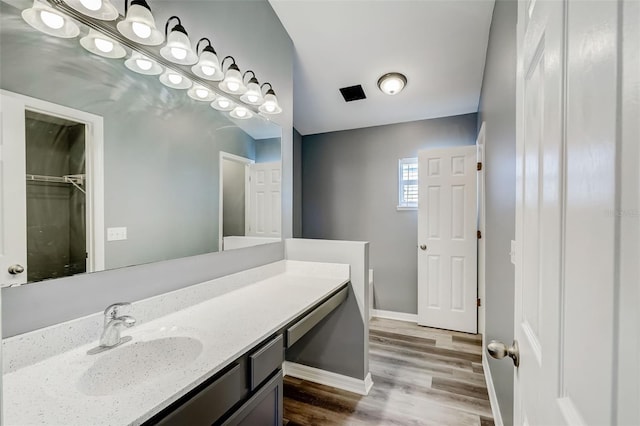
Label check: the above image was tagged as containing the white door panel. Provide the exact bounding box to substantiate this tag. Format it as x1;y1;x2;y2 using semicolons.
248;162;281;238
0;94;28;286
418;146;477;333
511;0;625;424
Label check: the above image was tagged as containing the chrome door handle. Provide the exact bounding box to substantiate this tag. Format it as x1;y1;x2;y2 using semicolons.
419;244;427;251
8;264;24;275
487;340;520;367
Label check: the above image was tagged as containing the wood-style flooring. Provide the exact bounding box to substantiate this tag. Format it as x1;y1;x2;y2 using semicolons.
283;317;494;426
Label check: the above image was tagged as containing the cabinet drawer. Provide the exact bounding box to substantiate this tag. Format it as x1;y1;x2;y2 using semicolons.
156;362;246;426
286;286;348;348
222;370;283;426
250;335;283;390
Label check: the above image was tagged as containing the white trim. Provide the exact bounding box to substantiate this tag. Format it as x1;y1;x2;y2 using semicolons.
476;121;486;335
482;343;504;426
282;361;373;396
218;151;253;251
0;90;105;276
396;205;418;211
372;309;418;323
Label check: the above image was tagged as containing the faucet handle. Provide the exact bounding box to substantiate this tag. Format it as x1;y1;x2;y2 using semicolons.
104;302;131;319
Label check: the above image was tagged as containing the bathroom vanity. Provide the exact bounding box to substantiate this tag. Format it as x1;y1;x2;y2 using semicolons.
2;260;351;425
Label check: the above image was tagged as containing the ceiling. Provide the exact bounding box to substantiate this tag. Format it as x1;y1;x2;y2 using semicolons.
269;0;495;136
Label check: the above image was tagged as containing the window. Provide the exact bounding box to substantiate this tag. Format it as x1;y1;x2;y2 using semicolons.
398;157;418;210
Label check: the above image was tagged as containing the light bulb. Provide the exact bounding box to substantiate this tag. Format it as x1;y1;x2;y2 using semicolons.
40;10;64;29
247;94;258;103
170;47;187;60
218;99;230;108
265;103;276;113
235;108;247;118
136;58;152;70
227;81;239;92
168;74;182;85
382;78;402;94
94;38;113;53
196;88;209;99
79;0;102;11
201;65;215;76
132;21;151;39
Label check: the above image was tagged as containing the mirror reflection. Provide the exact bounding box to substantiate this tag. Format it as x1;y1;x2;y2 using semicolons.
0;0;282;286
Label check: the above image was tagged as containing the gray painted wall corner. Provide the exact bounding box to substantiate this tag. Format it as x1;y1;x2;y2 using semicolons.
477;0;518;424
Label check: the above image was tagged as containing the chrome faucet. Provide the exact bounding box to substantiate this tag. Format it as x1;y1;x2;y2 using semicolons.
87;302;136;355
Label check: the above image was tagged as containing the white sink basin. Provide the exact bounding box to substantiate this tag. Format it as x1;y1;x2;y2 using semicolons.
77;336;203;396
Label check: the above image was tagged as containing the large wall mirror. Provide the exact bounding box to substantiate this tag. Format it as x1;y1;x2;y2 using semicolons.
0;0;282;287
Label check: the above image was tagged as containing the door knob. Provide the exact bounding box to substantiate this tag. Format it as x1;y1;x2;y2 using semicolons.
419;244;427;251
487;340;520;367
8;264;25;275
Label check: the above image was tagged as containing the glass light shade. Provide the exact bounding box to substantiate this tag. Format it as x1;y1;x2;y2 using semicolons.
210;97;234;112
62;0;118;20
240;81;264;105
160;29;198;65
258;92;282;115
116;2;163;45
22;1;80;38
191;50;223;81
159;70;192;89
124;52;162;75
230;106;253;120
80;29;126;58
218;66;246;95
377;72;407;95
187;85;216;102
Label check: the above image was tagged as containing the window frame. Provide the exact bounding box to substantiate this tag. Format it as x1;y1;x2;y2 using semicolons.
397;157;418;210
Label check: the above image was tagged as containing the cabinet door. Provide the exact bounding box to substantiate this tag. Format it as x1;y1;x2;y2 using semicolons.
222;371;283;426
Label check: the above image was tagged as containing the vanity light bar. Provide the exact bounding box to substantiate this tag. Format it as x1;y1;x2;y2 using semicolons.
31;0;281;118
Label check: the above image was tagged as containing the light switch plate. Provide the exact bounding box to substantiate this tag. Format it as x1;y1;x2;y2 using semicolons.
510;240;516;265
107;227;127;241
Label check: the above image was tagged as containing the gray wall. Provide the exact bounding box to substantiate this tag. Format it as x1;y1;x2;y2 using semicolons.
222;159;247;237
301;113;477;313
292;128;303;237
255;137;282;163
476;0;517;424
2;0;294;336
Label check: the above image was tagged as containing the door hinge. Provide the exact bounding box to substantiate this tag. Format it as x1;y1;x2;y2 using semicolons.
477;162;482;171
477;298;482;307
477;230;482;239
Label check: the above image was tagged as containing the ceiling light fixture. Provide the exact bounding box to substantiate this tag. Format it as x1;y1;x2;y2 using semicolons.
219;56;246;95
191;37;223;81
258;83;282;115
124;51;163;75
22;0;80;38
239;70;264;106
80;29;126;58
159;16;198;65
159;70;192;89
377;72;407;95
117;0;163;45
62;0;117;20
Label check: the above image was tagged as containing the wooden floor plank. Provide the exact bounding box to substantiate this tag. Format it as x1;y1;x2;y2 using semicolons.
283;318;493;425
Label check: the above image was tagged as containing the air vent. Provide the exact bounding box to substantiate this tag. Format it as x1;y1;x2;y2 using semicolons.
339;85;366;102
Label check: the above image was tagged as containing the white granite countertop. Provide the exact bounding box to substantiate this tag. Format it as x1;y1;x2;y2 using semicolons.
3;261;350;425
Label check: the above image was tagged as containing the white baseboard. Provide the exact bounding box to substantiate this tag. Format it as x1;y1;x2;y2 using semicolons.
482;348;504;426
371;309;418;323
282;361;373;396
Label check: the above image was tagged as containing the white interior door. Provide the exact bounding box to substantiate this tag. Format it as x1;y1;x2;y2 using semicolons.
417;145;477;334
247;161;281;238
510;0;624;424
0;94;28;286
